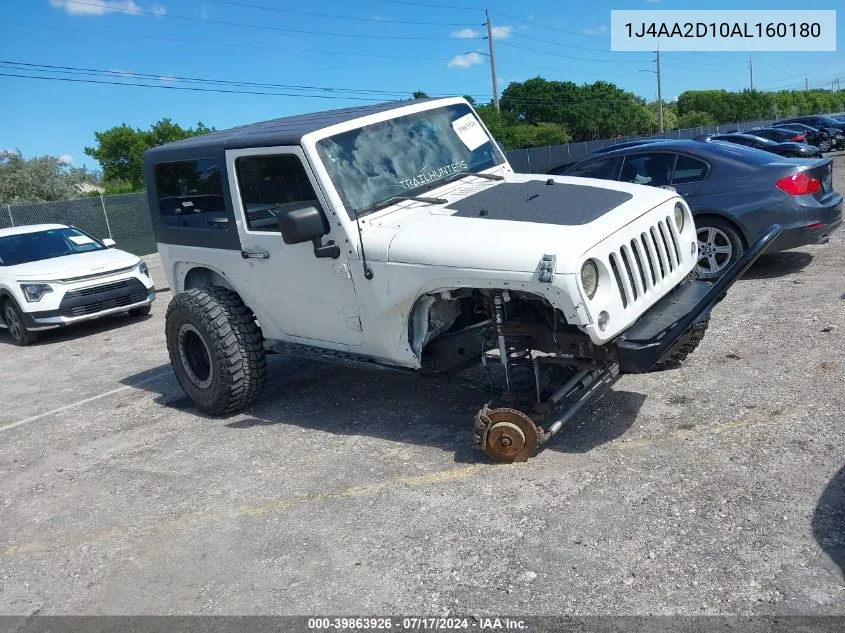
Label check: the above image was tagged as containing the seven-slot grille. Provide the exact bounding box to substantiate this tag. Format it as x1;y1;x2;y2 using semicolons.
58;278;149;317
607;216;683;309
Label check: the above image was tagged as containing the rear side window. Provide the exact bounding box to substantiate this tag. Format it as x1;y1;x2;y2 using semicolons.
672;155;709;184
155;159;226;230
235;154;320;232
567;157;618;180
619;153;674;187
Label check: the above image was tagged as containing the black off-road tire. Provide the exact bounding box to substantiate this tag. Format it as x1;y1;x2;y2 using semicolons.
650;314;710;372
165;287;266;415
2;298;39;346
129;304;152;318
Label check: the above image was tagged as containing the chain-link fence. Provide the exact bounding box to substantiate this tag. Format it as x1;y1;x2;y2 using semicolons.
1;192;156;256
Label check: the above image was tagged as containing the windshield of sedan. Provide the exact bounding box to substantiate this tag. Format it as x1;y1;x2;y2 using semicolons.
315;103;504;218
0;227;105;266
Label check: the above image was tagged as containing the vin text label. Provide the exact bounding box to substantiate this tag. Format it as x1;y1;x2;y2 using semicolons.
610;10;836;51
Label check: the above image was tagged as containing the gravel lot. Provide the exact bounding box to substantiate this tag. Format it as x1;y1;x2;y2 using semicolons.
1;155;844;616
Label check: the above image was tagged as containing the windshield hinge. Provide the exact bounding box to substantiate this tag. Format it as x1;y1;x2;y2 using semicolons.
538;254;556;283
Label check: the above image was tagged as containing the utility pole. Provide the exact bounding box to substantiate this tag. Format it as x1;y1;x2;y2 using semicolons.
805;77;809;91
748;55;754;90
656;45;663;133
485;10;499;111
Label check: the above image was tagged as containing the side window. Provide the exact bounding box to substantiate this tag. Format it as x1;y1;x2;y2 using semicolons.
567;157;618;180
235;154;320;232
619;153;674;187
672;155;709;184
155;159;226;230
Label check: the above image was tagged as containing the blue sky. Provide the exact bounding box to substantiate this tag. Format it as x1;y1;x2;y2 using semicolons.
1;0;843;170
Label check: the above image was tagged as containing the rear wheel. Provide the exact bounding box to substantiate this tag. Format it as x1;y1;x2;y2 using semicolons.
695;219;744;280
2;299;39;346
818;139;832;153
165;287;266;415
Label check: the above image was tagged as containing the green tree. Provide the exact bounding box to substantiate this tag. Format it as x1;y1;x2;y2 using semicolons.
84;118;213;190
0;150;100;205
500;78;653;141
677;111;716;128
412;91;429;99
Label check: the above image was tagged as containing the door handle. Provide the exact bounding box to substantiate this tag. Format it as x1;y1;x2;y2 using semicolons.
241;249;269;259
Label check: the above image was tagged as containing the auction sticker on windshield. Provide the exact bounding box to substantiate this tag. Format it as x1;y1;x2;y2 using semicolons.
451;113;488;151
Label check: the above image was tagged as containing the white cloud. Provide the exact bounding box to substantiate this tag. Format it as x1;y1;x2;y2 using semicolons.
451;28;479;39
49;0;143;16
198;5;209;20
491;25;513;39
59;154;73;165
151;3;166;16
645;0;662;3
158;75;176;83
112;69;138;77
582;25;607;36
448;52;483;69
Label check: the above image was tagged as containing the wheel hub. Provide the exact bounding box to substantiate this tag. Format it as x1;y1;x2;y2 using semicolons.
479;408;540;463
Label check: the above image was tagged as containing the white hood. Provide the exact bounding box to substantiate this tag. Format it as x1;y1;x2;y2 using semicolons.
8;248;140;281
362;174;676;274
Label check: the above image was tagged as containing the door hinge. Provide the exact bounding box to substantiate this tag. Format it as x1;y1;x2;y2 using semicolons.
334;262;352;280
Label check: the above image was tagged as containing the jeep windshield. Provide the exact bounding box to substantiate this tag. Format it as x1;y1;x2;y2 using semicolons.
315;103;504;218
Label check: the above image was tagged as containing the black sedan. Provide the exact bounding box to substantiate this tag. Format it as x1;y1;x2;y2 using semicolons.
556;139;842;279
772;121;845;152
705;133;822;158
747;126;809;143
772;122;839;152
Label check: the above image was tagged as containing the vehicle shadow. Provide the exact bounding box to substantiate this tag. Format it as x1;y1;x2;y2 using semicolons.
739;250;814;280
0;312;153;347
812;464;845;578
121;356;645;464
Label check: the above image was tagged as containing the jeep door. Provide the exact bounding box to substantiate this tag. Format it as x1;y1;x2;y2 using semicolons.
226;147;362;346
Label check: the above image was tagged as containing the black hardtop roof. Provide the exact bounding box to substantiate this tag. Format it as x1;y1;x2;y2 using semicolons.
144;97;446;159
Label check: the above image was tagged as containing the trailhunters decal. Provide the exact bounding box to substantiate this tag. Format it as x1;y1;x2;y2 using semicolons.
398;160;468;191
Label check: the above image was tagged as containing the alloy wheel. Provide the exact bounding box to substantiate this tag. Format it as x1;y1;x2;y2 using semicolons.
4;305;22;341
696;226;734;276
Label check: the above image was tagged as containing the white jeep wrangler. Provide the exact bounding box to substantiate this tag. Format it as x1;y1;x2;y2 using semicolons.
143;97;779;462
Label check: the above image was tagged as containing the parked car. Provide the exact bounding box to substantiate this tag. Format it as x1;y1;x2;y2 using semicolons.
747;127;808;143
142;96;778;463
771;122;839;152
776;116;845;150
777;115;845;135
705;133;822;158
558;139;842;279
0;224;155;345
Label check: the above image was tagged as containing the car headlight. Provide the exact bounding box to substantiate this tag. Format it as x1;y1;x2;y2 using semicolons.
20;283;53;302
674;203;685;232
580;259;599;299
138;261;149;277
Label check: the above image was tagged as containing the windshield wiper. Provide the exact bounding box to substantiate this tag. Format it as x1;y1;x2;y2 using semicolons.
437;170;505;188
368;195;448;212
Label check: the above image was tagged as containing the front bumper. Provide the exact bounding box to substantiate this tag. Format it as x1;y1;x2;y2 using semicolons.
20;279;156;331
615;224;781;373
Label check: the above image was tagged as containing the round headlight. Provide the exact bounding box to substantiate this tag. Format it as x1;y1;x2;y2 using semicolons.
674;203;685;232
580;259;599;299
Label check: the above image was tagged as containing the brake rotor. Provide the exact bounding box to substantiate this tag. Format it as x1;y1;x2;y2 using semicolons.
482;408;540;463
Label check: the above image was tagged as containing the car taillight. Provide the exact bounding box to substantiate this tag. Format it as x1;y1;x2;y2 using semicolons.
776;172;821;195
792;134;806;141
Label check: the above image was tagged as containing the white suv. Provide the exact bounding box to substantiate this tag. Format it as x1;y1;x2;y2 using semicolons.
143;97;779;462
0;224;156;345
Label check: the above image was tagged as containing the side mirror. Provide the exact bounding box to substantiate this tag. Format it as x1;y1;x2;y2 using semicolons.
102;238;116;248
276;205;340;259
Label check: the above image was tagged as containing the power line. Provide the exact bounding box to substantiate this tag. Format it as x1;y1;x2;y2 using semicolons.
497;41;652;65
375;0;481;10
60;0;467;40
0;61;428;97
205;0;470;26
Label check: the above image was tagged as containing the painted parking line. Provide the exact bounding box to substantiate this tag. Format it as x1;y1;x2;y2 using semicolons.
0;369;173;433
